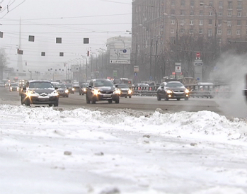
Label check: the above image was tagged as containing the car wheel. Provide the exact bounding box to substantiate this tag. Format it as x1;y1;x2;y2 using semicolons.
54;100;59;107
157;95;161;101
125;96;127;98
177;98;180;101
25;98;30;106
165;97;169;101
49;104;53;107
108;100;112;104
129;96;131;98
92;97;96;104
115;97;120;104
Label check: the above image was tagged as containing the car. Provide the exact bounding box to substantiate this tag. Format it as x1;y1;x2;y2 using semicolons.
157;81;190;101
72;83;80;93
56;83;69;97
79;82;89;95
0;81;5;87
86;79;120;104
20;80;59;106
9;83;19;92
117;84;133;98
65;83;74;94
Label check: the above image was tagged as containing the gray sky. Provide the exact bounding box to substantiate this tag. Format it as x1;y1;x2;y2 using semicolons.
0;0;132;72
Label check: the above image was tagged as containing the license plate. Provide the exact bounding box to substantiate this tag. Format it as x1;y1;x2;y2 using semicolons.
39;98;48;101
103;94;111;98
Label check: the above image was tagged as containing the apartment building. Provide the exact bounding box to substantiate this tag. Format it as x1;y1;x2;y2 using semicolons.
131;0;247;79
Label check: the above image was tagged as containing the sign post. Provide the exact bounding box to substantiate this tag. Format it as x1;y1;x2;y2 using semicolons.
175;63;181;80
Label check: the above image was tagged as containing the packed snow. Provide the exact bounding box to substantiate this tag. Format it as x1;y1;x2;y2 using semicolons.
0;104;247;194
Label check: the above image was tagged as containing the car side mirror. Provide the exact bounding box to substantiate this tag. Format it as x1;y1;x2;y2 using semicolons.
55;87;58;90
161;86;164;89
115;84;118;88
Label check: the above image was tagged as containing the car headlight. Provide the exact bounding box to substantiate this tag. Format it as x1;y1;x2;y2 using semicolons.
185;89;190;93
72;88;75;91
93;89;100;95
114;89;121;95
83;88;87;92
65;89;69;93
166;90;173;94
128;89;132;94
26;90;36;97
52;91;59;96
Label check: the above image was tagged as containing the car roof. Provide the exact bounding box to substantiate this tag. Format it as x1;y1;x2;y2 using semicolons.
28;80;51;83
167;81;182;84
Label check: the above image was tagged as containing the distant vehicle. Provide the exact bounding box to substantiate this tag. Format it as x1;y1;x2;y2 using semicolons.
157;81;190;101
65;83;74;94
0;81;5;87
9;83;19;92
56;83;69;97
244;74;247;102
72;82;80;93
117;84;132;98
86;79;120;104
79;82;89;95
20;80;59;107
114;78;132;87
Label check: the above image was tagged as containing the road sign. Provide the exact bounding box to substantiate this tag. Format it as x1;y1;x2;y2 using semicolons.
134;66;139;73
110;48;130;64
175;63;181;73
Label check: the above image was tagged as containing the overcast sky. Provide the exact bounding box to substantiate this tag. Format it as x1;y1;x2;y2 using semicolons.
0;0;132;73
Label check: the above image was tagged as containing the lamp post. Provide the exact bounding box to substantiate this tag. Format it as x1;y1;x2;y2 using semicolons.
81;55;88;82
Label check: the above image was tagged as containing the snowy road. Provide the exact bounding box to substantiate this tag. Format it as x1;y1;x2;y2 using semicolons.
1;105;247;194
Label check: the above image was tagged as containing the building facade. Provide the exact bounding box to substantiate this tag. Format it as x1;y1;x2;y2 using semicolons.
132;0;247;81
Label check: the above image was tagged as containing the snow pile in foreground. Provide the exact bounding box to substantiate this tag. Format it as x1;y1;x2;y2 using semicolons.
1;104;247;194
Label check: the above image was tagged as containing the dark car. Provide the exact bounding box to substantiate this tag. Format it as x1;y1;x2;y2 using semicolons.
20;80;59;106
65;83;74;94
86;79;120;104
157;81;189;101
117;84;133;98
79;82;89;95
9;83;19;92
56;83;69;97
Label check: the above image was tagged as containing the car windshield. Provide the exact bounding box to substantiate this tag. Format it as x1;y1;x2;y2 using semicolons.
81;83;89;87
118;84;129;88
94;80;113;87
166;82;184;88
57;84;66;88
29;82;54;89
11;83;18;86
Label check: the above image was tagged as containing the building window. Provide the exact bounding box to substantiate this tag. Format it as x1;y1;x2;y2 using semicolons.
237;12;242;17
237;1;242;9
180;20;185;25
218;12;222;17
199;10;203;16
209;19;213;25
180;10;185;15
227;11;232;17
219;1;223;9
218;19;222;26
199;29;203;34
208;29;213;37
209;1;213;6
181;0;185;6
171;0;175;6
237;29;241;35
228;1;233;9
189;29;194;34
199;20;203;25
171;29;175;34
209;11;213;16
180;28;185;33
171;19;175;25
190;10;194;16
227;29;232;35
237;20;241;26
217;29;222;35
227;21;231;26
190;20;194;25
190;0;194;7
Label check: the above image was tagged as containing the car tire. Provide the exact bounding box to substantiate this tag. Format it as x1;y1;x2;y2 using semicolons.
92;97;96;104
165;97;169;101
115;97;120;104
177;98;180;101
54;100;59;107
125;96;127;98
108;100;112;104
49;104;53;107
157;95;161;101
129;96;131;98
25;98;30;106
86;95;90;104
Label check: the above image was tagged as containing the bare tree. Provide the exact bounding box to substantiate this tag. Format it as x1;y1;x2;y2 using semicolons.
0;49;8;80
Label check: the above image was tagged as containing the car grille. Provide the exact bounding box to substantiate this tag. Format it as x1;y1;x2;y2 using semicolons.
100;91;113;94
40;93;48;97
